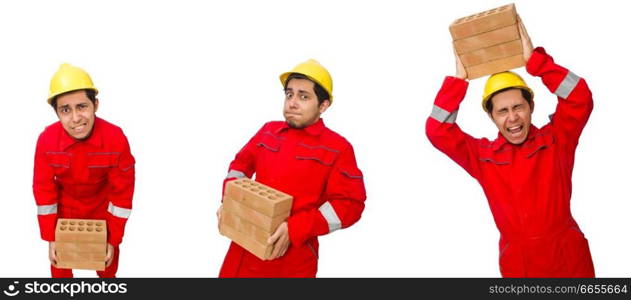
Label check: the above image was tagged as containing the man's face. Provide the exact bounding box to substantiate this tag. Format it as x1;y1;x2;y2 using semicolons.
489;88;533;145
283;78;329;129
55;90;98;140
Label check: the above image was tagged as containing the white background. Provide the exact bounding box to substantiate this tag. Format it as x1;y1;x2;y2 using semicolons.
0;0;629;277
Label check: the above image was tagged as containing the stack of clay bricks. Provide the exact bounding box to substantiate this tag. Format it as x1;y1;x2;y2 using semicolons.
220;178;293;260
450;3;525;79
55;219;107;271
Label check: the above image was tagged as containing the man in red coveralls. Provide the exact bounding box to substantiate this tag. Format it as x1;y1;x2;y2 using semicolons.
217;59;367;277
426;20;595;277
33;63;135;278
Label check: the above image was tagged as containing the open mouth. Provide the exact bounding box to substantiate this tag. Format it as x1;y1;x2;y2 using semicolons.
507;125;523;137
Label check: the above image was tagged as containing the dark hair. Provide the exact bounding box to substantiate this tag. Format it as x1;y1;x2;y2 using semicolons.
486;88;533;113
283;73;330;105
51;89;97;110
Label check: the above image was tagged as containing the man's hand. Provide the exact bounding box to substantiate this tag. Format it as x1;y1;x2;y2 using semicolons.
48;241;57;266
104;243;115;268
216;205;223;232
517;14;533;62
267;222;290;260
453;48;467;80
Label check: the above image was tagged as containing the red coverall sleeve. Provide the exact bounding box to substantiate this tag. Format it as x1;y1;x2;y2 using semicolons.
425;76;482;179
526;47;593;147
287;144;367;246
106;134;135;246
32;132;59;242
221;125;265;197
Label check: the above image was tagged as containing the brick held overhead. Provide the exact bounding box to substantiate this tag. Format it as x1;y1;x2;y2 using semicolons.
466;54;525;80
459;39;523;67
448;3;528;79
449;3;517;40
453;24;520;55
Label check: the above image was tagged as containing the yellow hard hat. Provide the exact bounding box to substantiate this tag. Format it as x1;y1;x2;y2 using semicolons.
280;59;333;103
48;63;98;104
482;71;533;112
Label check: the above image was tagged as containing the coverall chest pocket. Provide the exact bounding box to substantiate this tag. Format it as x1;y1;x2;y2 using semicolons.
87;152;120;180
478;147;512;166
256;132;282;153
294;143;339;168
46;152;71;176
523;134;555;159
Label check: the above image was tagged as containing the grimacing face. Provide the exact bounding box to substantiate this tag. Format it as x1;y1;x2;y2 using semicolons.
488;88;533;145
55;90;98;140
283;78;329;129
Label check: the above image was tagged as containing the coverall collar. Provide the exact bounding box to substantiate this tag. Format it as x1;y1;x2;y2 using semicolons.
59;117;103;151
277;118;326;136
492;124;541;151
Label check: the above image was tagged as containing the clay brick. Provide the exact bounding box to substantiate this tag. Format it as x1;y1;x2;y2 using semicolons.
220;223;272;260
221;210;271;245
454;24;519;54
55;219;107;243
450;4;517;40
460;39;523;67
224;178;293;217
54;219;107;271
222;197;287;232
55;242;106;255
55;260;105;271
57;251;106;261
465;54;525;79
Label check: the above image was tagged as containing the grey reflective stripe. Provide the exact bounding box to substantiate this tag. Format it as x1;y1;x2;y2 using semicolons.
430;105;458;124
108;202;131;219
554;71;580;99
318;201;342;233
226;170;246;179
37;204;57;215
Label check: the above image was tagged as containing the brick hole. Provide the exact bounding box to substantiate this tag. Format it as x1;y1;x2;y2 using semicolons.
69;227;76;231
60;226;67;231
61;220;68;225
96;228;103;232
